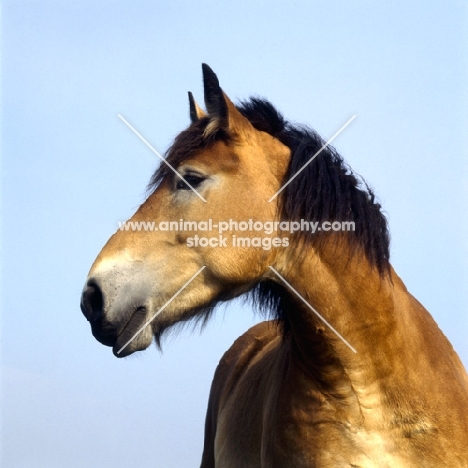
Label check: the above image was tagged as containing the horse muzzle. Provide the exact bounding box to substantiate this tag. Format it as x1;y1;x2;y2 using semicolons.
80;272;154;357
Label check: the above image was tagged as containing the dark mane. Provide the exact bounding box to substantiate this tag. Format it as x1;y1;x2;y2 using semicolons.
148;98;390;329
240;98;389;272
148;118;230;190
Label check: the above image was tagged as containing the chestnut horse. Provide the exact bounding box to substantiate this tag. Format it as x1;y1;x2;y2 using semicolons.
81;64;468;467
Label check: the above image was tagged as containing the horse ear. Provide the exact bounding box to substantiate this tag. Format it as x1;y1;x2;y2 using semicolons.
201;63;253;135
188;92;206;123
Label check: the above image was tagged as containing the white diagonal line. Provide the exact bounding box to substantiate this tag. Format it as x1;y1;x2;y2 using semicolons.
268;115;356;203
118;114;207;203
268;266;357;353
117;266;206;355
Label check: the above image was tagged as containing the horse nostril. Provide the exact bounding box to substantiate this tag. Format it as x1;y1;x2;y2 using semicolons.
81;282;104;322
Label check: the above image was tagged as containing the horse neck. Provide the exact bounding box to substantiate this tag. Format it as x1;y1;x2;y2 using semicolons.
273;238;468;440
276;240;409;400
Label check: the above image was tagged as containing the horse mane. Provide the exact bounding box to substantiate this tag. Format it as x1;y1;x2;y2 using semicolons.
148;98;390;330
241;98;389;270
148;118;229;189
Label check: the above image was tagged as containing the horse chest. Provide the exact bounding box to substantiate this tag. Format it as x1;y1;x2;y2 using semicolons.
214;417;411;468
213;362;413;468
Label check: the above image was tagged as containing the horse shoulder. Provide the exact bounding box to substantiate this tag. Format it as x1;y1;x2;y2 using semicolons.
200;320;281;468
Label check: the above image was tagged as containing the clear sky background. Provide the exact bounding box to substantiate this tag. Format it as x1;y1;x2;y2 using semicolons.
2;1;467;467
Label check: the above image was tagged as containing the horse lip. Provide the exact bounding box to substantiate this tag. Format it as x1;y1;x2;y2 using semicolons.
91;323;118;347
113;306;149;358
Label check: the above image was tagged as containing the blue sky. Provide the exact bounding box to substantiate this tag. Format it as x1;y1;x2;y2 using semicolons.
2;1;467;467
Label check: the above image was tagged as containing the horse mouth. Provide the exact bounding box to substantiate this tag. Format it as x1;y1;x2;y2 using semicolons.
113;306;150;358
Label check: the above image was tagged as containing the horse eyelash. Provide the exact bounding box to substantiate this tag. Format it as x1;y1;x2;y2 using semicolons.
176;174;205;190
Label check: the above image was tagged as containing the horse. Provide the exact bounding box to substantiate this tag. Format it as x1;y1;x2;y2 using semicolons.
81;64;468;467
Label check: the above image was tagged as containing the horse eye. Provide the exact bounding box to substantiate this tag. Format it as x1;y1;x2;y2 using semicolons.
176;174;205;190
